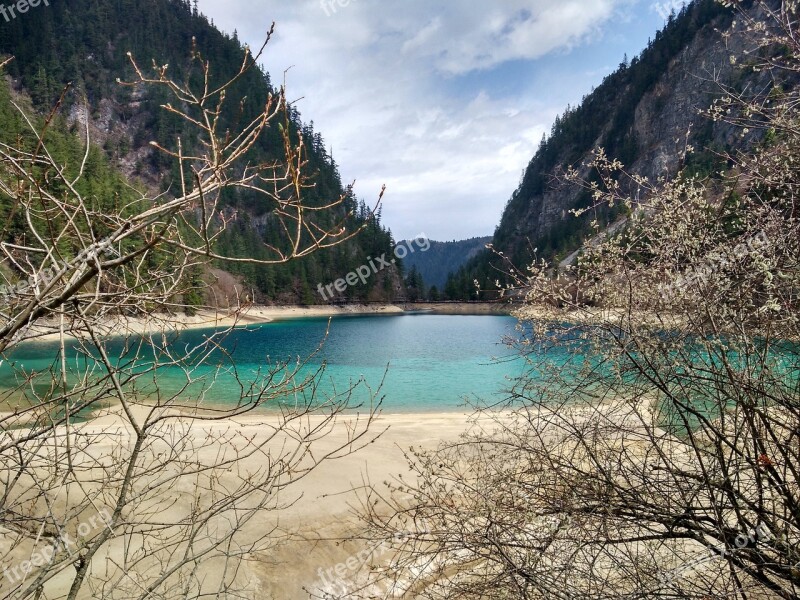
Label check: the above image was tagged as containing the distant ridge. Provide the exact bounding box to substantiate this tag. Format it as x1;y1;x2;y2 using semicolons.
402;237;491;290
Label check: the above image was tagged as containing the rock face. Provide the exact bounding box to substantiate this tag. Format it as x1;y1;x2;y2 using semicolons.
489;0;780;266
629;17;760;184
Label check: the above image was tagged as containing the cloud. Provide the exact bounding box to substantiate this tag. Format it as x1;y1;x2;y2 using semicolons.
399;1;619;75
196;0;636;240
401;17;442;56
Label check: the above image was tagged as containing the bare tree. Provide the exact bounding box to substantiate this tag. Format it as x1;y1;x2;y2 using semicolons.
0;30;382;599
358;2;800;598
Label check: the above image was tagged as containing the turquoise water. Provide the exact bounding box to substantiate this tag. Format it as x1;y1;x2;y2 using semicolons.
0;314;526;413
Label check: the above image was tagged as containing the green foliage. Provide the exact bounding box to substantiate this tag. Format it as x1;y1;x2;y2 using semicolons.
0;79;154;280
183;265;206;315
404;265;425;302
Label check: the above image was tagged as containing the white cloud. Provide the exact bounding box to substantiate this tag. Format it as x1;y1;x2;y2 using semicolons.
196;0;632;240
401;1;618;75
401;17;442;56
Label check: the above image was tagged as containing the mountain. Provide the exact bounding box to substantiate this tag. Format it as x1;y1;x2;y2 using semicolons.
401;236;491;292
447;0;777;300
0;0;402;306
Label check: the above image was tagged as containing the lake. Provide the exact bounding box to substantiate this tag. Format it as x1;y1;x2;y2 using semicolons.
0;314;527;413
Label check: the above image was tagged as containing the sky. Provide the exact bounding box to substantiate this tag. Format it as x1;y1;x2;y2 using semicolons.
196;0;687;242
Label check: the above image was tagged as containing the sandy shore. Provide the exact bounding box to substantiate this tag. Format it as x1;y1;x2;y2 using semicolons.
228;410;478;598
2;408;478;599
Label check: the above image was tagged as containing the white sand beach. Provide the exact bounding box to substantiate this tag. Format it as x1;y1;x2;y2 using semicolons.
0;407;477;599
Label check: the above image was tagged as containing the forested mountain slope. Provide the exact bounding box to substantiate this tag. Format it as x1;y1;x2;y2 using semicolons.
0;0;401;306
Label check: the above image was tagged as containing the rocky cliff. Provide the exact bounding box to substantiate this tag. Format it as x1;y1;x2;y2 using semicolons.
452;0;784;299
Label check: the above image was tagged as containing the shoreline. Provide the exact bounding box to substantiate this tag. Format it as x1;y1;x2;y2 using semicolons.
221;302;515;324
23;302;515;343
